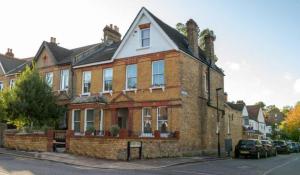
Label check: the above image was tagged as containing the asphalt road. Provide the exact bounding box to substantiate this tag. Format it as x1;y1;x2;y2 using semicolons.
0;153;299;175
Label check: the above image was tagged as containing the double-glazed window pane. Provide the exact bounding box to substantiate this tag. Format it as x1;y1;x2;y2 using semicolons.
103;68;113;91
157;107;168;133
142;108;152;134
86;109;94;130
141;28;150;47
152;60;164;86
83;71;91;94
60;69;69;90
45;72;53;87
73;110;81;133
126;64;137;89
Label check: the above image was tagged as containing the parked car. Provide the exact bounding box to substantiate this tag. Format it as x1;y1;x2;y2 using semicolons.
273;140;290;154
235;139;267;159
288;142;300;153
261;140;277;156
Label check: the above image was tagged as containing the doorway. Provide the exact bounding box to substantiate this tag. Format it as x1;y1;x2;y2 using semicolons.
117;108;128;129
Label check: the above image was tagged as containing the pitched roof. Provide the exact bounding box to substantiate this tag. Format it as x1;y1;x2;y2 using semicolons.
35;41;98;65
226;102;244;111
145;8;224;75
0;54;27;73
6;57;33;75
246;105;261;121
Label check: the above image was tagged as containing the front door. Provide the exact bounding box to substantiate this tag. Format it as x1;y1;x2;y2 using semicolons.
117;108;128;129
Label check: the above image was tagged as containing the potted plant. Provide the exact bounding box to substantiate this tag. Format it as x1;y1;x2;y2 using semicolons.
85;126;96;136
110;125;120;137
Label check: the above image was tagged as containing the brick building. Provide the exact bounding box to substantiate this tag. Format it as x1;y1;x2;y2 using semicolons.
2;7;227;156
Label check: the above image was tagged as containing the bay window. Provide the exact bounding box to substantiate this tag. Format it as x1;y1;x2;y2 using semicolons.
60;69;69;90
85;109;94;131
142;108;152;136
157;107;168;133
72;110;81;133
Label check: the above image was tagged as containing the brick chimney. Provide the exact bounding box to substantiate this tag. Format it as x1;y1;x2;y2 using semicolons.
5;48;14;58
236;100;246;105
50;37;56;44
103;24;121;43
200;29;216;64
224;92;228;102
186;19;199;57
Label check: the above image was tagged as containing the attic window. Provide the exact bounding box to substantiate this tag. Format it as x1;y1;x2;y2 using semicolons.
139;23;150;48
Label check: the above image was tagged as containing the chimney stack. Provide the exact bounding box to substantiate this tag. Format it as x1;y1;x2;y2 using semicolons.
5;48;14;58
186;19;199;57
200;29;217;64
50;37;56;44
103;24;121;43
236;100;246;105
224;92;228;102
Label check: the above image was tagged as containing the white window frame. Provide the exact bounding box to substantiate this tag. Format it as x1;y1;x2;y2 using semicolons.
126;64;137;90
151;60;165;88
84;108;94;132
156;106;168;136
72;109;81;133
82;71;91;95
0;81;3;91
9;79;15;89
60;69;69;91
103;68;113;93
141;107;153;137
45;72;53;87
140;28;150;48
99;109;104;135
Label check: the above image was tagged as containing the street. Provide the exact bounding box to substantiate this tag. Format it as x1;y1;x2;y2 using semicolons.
0;154;299;175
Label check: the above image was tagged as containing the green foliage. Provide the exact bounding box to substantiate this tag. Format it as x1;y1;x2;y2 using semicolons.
110;125;120;137
2;64;65;129
265;105;280;113
176;23;187;36
199;29;216;49
255;101;266;110
86;126;95;133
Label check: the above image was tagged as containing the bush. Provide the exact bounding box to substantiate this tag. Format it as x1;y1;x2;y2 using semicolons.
86;126;96;133
110;125;120;137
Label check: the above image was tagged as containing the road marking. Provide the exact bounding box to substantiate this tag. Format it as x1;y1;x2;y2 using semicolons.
263;157;299;175
172;170;217;175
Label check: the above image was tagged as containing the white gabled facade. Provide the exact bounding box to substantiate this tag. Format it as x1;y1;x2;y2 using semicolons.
113;8;178;59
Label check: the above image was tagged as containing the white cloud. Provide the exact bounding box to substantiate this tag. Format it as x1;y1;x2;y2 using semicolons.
284;72;293;81
294;79;300;93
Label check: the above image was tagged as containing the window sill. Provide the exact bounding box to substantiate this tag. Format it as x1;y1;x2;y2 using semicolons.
101;90;113;96
140;133;154;138
149;86;165;93
136;46;150;51
81;93;90;96
122;89;137;94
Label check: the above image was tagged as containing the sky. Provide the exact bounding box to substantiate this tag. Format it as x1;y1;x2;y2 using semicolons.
0;0;299;108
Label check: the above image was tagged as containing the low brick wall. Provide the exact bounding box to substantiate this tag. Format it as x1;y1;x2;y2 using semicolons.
4;133;49;152
68;136;180;160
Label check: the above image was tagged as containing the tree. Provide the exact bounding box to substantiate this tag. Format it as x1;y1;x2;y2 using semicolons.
282;105;292;117
176;23;187;36
255;101;266;110
281;104;300;141
3;65;65;128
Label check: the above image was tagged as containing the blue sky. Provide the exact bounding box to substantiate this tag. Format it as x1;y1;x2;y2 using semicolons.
0;0;299;108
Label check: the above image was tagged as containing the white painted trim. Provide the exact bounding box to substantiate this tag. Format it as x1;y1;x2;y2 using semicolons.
112;8;179;59
84;108;94;132
0;62;6;74
72;109;80;132
140;28;151;48
151;60;165;87
99;109;104;132
60;69;69;91
73;60;113;69
156;106;168;131
82;71;91;95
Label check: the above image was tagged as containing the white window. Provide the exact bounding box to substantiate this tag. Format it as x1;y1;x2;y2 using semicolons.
45;72;53;87
9;79;15;89
82;71;91;95
126;64;137;90
0;82;3;91
142;108;152;136
72;110;81;133
103;68;113;92
157;107;168;133
85;109;94;131
141;28;150;47
99;109;104;134
152;60;164;87
60;69;69;90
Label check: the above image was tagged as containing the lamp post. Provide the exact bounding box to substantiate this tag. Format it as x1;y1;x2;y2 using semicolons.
216;87;223;157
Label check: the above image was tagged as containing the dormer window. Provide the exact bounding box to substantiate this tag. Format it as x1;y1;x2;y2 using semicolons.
141;28;150;47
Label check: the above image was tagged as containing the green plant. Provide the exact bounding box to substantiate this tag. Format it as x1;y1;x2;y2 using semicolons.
110;125;120;137
86;126;96;133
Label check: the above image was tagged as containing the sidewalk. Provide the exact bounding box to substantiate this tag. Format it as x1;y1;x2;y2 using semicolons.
0;148;226;170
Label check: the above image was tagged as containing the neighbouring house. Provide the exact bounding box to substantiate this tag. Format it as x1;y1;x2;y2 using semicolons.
3;7;228;159
224;98;244;149
265;111;284;137
246;105;267;139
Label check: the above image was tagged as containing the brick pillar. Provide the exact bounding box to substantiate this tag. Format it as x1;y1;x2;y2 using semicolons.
66;130;74;151
47;130;54;152
154;130;160;139
111;108;117;125
128;108;134;136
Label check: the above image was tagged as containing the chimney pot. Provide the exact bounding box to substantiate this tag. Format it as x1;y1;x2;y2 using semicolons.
5;48;14;58
50;37;56;44
103;24;121;43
